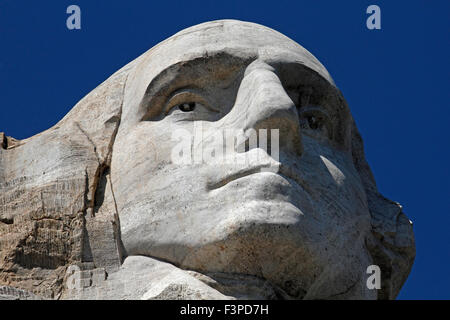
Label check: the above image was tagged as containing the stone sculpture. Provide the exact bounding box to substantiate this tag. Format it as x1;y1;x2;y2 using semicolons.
0;20;415;300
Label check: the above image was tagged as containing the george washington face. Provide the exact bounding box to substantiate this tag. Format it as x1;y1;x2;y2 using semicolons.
0;19;415;300
108;20;406;299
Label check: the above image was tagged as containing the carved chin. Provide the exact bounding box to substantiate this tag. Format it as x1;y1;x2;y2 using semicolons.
126;198;368;299
118;167;372;299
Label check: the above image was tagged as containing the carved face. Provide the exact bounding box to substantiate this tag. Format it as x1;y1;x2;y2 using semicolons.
111;21;375;298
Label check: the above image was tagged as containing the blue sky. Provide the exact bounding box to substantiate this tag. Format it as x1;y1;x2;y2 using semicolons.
0;1;448;299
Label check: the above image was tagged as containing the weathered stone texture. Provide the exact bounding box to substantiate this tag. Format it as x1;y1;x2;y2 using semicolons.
0;60;135;299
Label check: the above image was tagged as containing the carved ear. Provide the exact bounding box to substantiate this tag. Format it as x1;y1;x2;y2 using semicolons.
351;119;415;299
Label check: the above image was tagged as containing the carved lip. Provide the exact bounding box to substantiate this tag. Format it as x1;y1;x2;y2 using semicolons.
206;164;271;190
207;162;306;191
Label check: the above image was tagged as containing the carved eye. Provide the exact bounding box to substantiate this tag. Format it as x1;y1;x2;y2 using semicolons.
299;107;333;140
300;112;326;131
178;102;196;112
307;115;321;130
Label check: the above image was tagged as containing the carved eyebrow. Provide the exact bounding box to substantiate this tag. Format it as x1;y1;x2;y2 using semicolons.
139;53;254;121
144;53;254;99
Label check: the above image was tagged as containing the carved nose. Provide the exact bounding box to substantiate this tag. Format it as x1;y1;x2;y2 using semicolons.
225;60;302;156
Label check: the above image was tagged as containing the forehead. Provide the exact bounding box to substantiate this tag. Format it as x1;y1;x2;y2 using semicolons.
122;20;340;127
135;21;332;82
